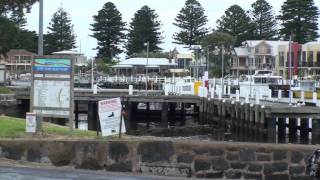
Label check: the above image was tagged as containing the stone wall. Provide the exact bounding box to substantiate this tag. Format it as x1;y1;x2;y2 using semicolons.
0;140;316;179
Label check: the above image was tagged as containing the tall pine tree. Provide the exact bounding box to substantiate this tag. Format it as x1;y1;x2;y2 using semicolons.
173;0;208;47
0;17;18;56
278;0;319;43
217;5;255;46
251;0;278;40
126;5;163;56
44;7;76;54
91;2;126;61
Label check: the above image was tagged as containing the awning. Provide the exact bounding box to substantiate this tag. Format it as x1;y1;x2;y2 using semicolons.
145;65;160;68
112;64;133;68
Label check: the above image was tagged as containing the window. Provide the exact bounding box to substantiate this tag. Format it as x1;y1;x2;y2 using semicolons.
308;51;314;62
317;51;320;66
279;52;285;67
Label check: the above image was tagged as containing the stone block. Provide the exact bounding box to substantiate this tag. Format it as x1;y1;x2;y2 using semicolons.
257;154;271;161
137;141;174;163
226;152;239;161
140;164;191;177
106;161;132;172
291;175;312;180
177;153;193;164
243;173;262;179
194;148;208;155
196;171;223;178
264;162;288;174
273;150;287;161
1;146;23;160
265;174;289;180
211;157;229;171
291;151;304;164
209;148;224;156
108;142;129;162
76;157;103;170
48;142;75;166
239;148;255;161
194;159;211;171
230;162;247;169
225;170;242;179
248;163;262;172
26;149;42;163
289;165;305;175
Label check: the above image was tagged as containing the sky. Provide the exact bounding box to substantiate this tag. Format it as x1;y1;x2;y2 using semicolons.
25;0;320;59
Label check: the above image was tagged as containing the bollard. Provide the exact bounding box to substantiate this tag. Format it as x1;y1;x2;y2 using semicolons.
301;91;305;103
245;93;249;103
236;90;240;102
129;85;133;95
278;89;282;100
313;92;318;106
255;92;260;105
93;84;98;94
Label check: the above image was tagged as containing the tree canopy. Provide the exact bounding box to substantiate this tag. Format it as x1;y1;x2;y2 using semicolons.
44;7;77;54
173;0;208;47
126;5;163;56
216;5;255;46
278;0;319;43
91;2;126;61
251;0;278;40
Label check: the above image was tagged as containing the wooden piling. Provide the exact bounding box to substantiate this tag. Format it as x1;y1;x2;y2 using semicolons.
277;118;286;143
312;119;320;144
266;117;277;143
161;101;169;128
289;118;298;143
300;118;309;144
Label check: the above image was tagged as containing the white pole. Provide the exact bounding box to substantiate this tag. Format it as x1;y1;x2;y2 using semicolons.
129;85;133;95
289;35;292;105
236;90;240;102
278;89;282;100
313;92;318;106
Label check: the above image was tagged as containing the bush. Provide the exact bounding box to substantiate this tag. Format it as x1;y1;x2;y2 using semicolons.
0;86;12;94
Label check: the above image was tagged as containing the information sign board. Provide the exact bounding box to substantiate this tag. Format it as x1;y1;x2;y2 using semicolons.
98;98;126;136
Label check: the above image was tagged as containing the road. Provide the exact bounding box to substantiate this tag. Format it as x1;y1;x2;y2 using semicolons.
0;165;186;180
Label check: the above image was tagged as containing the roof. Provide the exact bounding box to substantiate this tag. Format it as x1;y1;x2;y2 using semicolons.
304;41;320;45
242;40;290;56
234;48;249;57
116;58;177;66
52;50;83;55
6;49;36;56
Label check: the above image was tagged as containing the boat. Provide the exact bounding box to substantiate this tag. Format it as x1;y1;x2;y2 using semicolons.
238;70;283;98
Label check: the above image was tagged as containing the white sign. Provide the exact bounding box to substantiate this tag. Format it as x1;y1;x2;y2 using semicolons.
33;80;70;108
26;113;36;133
98;98;126;136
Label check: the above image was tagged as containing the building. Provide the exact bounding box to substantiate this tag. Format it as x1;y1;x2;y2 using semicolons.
4;49;36;79
52;50;87;67
112;58;177;76
277;42;320;79
231;40;289;77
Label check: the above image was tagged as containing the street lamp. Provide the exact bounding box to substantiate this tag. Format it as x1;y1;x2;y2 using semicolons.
144;42;149;90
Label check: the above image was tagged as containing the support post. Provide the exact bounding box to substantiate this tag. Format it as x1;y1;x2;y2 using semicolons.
312;118;320;144
277;118;286;143
289;118;298;143
161;101;168;128
300;118;309;144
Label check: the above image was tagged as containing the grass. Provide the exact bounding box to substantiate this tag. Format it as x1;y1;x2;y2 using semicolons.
0;86;12;94
0;116;100;139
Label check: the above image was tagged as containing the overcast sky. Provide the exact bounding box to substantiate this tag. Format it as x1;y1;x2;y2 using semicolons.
25;0;320;59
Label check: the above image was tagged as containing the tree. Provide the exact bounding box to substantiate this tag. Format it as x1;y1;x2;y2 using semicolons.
173;0;208;47
278;0;319;43
201;32;236;77
0;17;18;56
44;7;76;54
126;5;163;56
217;5;255;46
251;0;278;40
0;0;38;16
91;2;126;61
13;30;38;53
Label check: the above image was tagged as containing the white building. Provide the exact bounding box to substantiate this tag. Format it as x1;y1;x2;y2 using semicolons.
112;58;177;76
52;50;87;67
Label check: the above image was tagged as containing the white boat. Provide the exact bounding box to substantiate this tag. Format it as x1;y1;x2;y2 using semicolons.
239;70;283;98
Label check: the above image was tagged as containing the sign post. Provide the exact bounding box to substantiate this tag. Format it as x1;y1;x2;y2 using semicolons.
98;98;126;137
31;56;74;133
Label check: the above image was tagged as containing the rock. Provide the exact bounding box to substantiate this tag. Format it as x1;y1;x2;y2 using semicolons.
211;157;229;171
230;162;247;169
291;151;304;164
106;161;132;172
226;152;239;161
239;148;255;161
177;153;193;164
291;175;312;180
2;146;23;160
273;150;287;160
209;148;224;156
196;171;223;178
289;165;305;175
257;153;271;161
264;162;288;174
194;159;211;171
225;170;242;179
265;174;289;180
137;141;174;163
193;148;208;155
243;173;262;179
76;157;103;170
248;163;262;172
108;142;129;162
26;149;41;163
48;142;75;166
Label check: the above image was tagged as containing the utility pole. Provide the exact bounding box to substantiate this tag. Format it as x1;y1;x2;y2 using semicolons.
144;42;149;91
221;45;224;95
289;35;292;105
38;0;44;56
